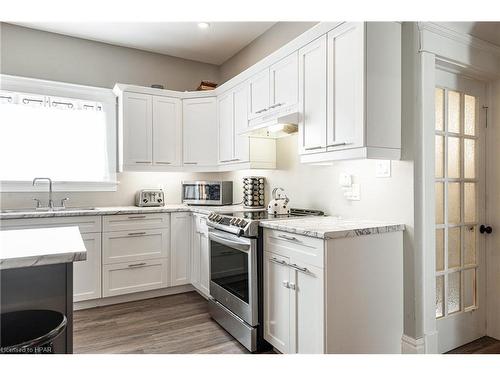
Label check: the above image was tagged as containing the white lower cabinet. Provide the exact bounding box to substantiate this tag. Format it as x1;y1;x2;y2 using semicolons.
190;213;210;297
264;250;324;354
101;213;171;298
170;212;191;286
102;258;169;297
74;233;102;302
264;228;403;354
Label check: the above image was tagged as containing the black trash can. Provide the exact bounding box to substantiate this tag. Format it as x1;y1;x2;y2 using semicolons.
0;310;67;354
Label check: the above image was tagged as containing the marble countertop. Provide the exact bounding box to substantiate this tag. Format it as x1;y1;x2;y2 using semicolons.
259;216;405;240
0;204;264;220
0;226;87;270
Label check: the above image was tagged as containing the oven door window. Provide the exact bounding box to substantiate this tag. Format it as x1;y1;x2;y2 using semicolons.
210;239;249;303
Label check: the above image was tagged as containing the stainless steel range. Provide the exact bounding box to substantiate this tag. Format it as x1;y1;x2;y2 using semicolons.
206;208;324;352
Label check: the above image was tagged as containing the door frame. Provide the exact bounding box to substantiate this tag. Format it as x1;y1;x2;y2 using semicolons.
413;22;500;354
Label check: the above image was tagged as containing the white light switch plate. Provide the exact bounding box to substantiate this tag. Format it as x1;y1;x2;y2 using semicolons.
375;160;391;178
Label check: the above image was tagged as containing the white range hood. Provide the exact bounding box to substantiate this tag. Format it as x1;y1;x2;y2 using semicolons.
239;105;299;138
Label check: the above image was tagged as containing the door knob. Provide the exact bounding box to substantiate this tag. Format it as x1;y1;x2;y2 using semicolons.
480;225;493;234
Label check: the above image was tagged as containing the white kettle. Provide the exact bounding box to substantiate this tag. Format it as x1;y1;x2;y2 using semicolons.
267;187;291;215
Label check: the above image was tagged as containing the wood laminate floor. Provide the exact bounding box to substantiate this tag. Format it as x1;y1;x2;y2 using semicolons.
73;292;249;354
446;336;500;354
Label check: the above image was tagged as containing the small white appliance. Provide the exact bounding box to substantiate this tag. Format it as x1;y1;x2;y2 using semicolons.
267;187;290;215
135;189;164;207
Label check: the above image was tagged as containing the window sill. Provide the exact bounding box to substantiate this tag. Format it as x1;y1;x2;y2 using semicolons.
0;180;119;192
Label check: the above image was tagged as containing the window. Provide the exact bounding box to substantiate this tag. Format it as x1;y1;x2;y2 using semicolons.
0;75;117;191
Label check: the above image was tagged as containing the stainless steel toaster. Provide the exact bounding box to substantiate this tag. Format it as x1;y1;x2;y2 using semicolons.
135;189;165;207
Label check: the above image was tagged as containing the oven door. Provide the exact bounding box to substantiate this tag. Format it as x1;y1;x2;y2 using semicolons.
209;229;258;326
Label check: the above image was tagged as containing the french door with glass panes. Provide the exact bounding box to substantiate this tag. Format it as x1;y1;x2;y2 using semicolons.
435;70;487;353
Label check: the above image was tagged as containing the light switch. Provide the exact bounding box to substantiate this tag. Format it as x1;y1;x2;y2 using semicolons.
339;173;352;187
375;160;391;178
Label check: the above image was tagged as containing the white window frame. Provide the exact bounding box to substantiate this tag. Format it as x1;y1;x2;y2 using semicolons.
0;74;118;192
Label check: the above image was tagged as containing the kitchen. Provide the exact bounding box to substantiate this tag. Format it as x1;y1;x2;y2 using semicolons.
1;4;500;372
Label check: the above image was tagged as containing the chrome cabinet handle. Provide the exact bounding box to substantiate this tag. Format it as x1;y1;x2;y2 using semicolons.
155;161;171;164
289;263;309;274
304;145;324;151
184;162;198;165
326;142;351;147
128;215;146;219
282;280;290;288
0;95;13;103
128;262;147;268
277;234;299;242
135;161;152;164
255;108;268;114
269;102;284;109
270;257;289;266
128;232;146;236
288;282;296;290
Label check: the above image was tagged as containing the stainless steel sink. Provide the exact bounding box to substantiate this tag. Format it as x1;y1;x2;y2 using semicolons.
1;207;97;213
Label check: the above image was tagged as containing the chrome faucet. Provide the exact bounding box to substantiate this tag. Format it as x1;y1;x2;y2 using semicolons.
32;177;54;209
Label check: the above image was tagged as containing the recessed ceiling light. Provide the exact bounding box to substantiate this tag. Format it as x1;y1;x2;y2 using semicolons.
198;22;210;29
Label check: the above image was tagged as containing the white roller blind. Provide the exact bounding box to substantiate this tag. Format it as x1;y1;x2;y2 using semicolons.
0;89;114;184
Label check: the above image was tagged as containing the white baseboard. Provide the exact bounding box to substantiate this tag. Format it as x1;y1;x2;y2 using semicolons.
74;284;195;310
401;331;439;354
401;334;426;354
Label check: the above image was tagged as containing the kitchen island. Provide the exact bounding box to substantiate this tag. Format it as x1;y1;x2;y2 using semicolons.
0;226;86;353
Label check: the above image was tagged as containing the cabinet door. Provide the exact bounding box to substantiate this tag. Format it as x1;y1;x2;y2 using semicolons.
327;23;364;149
233;83;250;162
248;69;270;119
123;92;153;165
270;52;298;109
74;232;102;302
298;35;327;154
183;97;218;166
170;212;191;286
153;96;182;166
264;251;291;354
199;230;210;297
217;92;234;163
190;220;201;289
291;260;324;354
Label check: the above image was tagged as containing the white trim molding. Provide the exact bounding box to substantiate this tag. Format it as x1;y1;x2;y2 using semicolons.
418;22;500;79
401;335;426;354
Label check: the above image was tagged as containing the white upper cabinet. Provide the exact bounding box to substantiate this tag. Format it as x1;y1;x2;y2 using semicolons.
270;51;298;110
233;84;250;162
298;35;328;154
122;92;153;166
217;82;276;169
248;69;270;119
183;97;218;167
217;92;234;163
300;22;402;163
153;96;182;166
327;23;364;150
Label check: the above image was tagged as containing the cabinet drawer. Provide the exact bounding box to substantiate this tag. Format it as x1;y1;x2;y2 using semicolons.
264;229;324;268
102;258;169;297
102;228;169;264
103;213;170;232
0;216;101;234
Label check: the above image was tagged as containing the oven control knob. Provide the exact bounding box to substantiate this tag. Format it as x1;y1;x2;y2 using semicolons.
239;220;247;228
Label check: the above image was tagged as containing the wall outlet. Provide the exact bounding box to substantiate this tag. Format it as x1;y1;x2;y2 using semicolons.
375;160;391;178
344;183;360;201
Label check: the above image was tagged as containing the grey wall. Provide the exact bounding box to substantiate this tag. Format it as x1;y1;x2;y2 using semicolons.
0;23;220;91
219;22;318;83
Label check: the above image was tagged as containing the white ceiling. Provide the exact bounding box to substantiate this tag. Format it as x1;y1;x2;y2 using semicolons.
11;22;277;65
437;22;500;47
